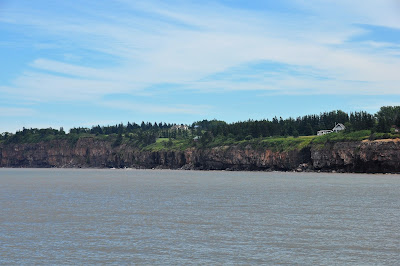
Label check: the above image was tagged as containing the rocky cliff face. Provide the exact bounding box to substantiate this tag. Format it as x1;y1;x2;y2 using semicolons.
183;146;311;171
311;139;400;173
1;138;400;173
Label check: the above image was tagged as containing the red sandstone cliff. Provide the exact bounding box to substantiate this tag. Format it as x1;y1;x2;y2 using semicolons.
1;138;400;173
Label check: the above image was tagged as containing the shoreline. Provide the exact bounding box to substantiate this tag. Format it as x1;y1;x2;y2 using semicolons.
1;166;399;175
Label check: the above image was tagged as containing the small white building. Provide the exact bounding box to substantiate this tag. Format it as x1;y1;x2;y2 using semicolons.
317;130;333;136
332;123;346;133
317;123;345;136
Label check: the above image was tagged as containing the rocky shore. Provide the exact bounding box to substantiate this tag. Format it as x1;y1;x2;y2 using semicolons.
1;138;400;173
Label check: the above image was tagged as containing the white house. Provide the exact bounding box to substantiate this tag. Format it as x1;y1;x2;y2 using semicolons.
317;123;345;136
332;123;346;133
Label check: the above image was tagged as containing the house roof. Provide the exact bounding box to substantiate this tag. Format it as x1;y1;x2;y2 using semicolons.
332;123;345;130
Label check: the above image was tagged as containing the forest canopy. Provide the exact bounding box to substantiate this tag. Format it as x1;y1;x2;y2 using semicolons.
1;106;400;148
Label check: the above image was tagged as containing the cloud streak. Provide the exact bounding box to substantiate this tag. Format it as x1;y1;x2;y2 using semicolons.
101;101;213;115
1;1;399;98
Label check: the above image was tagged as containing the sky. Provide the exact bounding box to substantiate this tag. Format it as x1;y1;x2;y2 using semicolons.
1;0;400;133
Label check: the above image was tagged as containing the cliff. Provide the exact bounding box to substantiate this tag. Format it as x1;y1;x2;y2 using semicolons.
1;138;400;173
311;139;400;173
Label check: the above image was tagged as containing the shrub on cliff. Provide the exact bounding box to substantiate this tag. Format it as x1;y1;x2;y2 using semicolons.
113;133;123;147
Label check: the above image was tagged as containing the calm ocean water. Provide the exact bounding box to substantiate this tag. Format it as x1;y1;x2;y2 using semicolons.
1;169;399;265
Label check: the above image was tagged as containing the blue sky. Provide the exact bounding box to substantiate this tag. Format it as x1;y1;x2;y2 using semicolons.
1;0;400;133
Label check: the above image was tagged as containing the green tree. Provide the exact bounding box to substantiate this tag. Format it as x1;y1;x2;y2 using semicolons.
376;106;400;132
113;133;123;147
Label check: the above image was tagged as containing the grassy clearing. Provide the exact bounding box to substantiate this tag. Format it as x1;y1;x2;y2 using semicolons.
142;138;191;151
370;132;400;140
310;130;371;145
258;136;314;151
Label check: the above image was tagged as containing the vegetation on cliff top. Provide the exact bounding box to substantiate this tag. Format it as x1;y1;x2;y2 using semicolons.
1;106;400;152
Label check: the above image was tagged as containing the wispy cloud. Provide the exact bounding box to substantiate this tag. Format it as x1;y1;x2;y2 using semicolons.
100;100;213;115
1;0;399;100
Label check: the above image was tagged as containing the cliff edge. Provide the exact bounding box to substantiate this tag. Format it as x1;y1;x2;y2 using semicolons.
1;138;400;173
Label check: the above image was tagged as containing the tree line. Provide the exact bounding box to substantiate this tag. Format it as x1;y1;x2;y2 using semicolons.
1;106;399;145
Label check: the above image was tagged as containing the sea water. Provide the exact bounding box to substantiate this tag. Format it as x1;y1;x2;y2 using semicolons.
1;168;399;264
